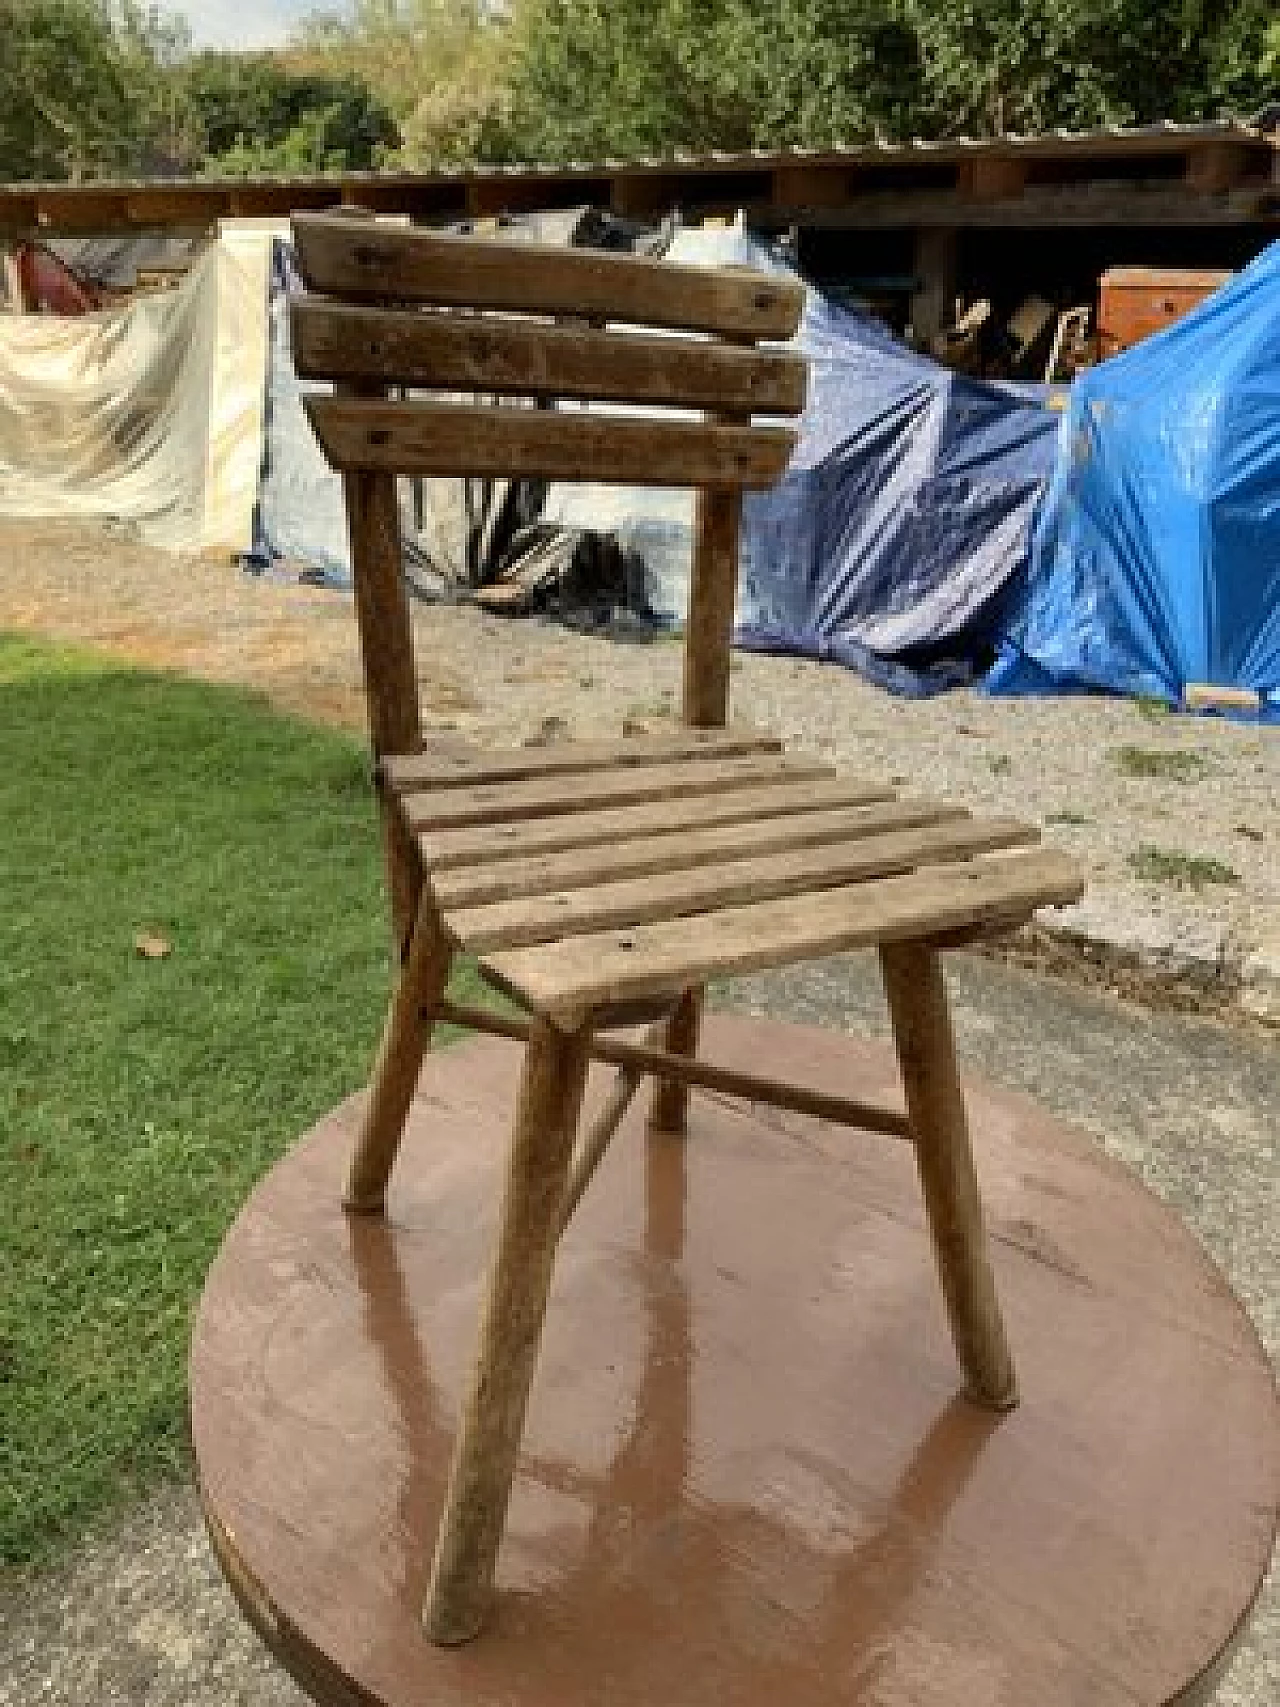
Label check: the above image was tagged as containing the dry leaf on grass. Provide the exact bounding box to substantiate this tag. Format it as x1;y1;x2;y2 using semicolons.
134;932;172;960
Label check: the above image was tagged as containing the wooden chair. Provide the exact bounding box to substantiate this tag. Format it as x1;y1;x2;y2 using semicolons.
289;211;1083;1647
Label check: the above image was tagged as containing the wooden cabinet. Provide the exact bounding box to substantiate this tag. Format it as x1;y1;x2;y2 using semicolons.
1097;266;1231;356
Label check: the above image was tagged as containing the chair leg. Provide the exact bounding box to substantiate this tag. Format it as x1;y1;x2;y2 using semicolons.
424;1015;592;1645
344;891;454;1214
649;986;703;1135
878;943;1018;1411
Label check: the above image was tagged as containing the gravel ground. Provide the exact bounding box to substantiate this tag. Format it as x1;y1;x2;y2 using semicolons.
1;953;1274;1705
0;519;1277;1015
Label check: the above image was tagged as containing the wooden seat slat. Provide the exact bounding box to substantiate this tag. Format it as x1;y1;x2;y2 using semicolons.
416;776;896;870
400;752;834;832
306;399;796;489
481;847;1085;1017
445;817;1041;953
291;302;808;415
431;797;969;909
292;213;806;339
382;726;782;792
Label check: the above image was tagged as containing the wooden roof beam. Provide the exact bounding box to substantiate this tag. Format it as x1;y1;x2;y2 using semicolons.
1184;140;1253;193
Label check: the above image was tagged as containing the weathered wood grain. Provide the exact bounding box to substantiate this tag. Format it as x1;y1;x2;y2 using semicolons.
661;377;748;1119
482;848;1085;1016
443;817;1039;953
291;300;807;413
430;797;965;910
344;896;453;1214
423;1017;592;1644
341;463;422;956
400;752;834;832
683;485;742;729
558;1061;646;1236
306;398;797;489
417;776;896;870
879;943;1017;1409
292;213;805;339
431;999;914;1141
382;725;781;792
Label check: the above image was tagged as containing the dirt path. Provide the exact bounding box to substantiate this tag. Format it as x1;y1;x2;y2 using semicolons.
1;518;1276;1013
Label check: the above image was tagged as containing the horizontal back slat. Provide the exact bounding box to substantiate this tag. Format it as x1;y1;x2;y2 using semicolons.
291;301;807;415
306;398;796;489
292;213;805;340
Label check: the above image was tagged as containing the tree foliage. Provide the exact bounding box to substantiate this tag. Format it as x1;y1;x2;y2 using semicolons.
0;1;183;180
179;53;399;176
493;0;1278;163
291;2;511;166
0;2;399;182
0;0;1273;185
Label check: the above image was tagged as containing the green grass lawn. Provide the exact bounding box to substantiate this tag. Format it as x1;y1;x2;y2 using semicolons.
0;632;483;1568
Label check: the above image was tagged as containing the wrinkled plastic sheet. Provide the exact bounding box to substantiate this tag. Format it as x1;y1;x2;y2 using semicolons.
988;239;1280;722
252;239;544;590
250;240;352;582
544;225;1061;695
0;228;271;554
252;211;661;597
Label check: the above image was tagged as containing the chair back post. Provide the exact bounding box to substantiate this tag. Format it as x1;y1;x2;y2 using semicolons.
291;212;807;938
309;207;424;958
684;484;742;729
342;453;423;958
684;320;758;729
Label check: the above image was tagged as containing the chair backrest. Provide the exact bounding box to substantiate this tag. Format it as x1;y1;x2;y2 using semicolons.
291;211;806;948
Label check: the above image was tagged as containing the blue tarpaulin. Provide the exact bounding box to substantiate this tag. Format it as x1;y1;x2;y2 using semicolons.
725;236;1061;695
988;240;1280;721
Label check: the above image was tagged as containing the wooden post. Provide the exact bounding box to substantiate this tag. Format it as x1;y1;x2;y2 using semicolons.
963;156;1027;202
558;1061;642;1236
911;227;957;346
682;484;742;730
424;1016;592;1645
1184;141;1249;194
878;943;1017;1410
344;893;453;1214
654;436;743;1131
342;463;423;961
649;986;703;1134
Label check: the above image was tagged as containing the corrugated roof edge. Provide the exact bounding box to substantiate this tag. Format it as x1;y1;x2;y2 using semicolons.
0;117;1274;198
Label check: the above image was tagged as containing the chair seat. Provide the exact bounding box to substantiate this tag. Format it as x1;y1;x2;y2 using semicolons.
384;730;1084;1022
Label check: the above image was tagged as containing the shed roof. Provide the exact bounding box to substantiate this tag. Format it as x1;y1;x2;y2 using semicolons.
2;118;1275;236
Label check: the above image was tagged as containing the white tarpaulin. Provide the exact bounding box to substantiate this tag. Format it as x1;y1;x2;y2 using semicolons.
0;225;273;554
